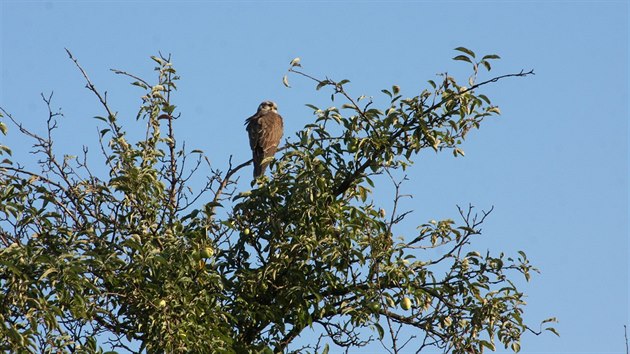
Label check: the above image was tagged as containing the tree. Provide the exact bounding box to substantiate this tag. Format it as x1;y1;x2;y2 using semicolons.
0;48;557;353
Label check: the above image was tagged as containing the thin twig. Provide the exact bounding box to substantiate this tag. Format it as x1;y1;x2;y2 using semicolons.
625;325;628;354
110;68;150;87
209;156;251;215
65;49;117;122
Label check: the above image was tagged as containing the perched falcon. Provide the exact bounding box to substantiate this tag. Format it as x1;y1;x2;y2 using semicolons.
245;101;284;178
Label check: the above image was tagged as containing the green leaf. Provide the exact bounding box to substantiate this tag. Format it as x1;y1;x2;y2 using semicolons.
163;104;177;114
488;106;501;115
453;148;465;157
479;340;495;350
511;341;521;352
0;145;12;156
478;94;491;104
374;322;385;339
545;327;560;336
454;46;476;58
260;347;274;354
321;344;330;354
482;54;501;60
316;80;330;90
341;103;355;110
131;81;148;89
453;55;472;63
151;56;165;65
289;57;301;67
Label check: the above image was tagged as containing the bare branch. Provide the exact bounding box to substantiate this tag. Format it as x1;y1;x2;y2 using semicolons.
65;49;117;123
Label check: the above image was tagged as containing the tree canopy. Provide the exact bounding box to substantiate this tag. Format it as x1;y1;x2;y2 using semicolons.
0;47;556;353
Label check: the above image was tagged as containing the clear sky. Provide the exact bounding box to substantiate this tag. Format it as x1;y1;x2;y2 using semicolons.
1;1;628;353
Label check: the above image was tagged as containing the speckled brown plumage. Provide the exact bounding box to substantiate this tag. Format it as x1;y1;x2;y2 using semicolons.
245;101;283;178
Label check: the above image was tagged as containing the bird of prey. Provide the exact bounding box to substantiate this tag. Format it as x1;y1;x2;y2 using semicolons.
245;101;284;178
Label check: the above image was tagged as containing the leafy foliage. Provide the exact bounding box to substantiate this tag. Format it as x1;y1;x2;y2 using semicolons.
0;48;556;353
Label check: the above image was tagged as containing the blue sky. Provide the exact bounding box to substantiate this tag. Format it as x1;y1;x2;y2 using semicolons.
1;1;628;353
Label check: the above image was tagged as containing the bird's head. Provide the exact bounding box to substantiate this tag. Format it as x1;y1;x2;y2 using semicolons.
257;101;278;113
